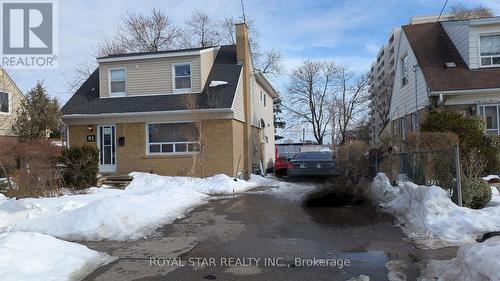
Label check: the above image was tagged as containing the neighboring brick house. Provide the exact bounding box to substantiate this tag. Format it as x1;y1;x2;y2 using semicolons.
0;68;23;141
61;23;278;178
386;16;500;145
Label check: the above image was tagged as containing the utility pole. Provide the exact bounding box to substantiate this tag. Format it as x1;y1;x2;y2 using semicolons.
302;128;305;144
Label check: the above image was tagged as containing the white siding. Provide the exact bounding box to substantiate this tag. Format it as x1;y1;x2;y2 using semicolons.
99;55;202;97
252;78;275;169
442;21;470;67
469;24;500;69
445;92;500;105
389;31;429;120
0;69;23;136
232;70;245;122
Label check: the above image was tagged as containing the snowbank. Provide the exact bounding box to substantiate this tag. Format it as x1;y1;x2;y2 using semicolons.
0;173;257;241
0;232;114;281
419;237;500;281
371;173;500;248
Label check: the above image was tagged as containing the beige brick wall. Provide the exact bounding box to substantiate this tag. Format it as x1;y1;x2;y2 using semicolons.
68;119;244;178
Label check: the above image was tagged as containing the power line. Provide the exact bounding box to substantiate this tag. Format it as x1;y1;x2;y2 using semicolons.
437;0;450;22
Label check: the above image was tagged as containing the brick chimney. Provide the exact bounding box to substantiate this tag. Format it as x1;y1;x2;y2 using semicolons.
235;22;253;179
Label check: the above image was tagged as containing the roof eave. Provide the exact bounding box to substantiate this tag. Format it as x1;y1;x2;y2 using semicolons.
62;107;233;119
97;47;219;63
255;71;279;98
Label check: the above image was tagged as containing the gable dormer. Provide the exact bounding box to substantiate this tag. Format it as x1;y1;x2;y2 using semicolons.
442;17;500;70
96;47;219;98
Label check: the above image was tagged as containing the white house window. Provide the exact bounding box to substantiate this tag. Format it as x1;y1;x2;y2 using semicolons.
480;34;500;67
481;105;499;135
148;123;199;154
264;94;267;107
174;63;191;92
401;55;409;86
109;68;126;96
0;92;8;113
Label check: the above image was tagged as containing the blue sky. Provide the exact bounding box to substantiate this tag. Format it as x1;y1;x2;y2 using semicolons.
6;0;500;138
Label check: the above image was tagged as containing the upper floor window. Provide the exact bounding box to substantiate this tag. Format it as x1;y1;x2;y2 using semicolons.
109;68;126;96
264;94;267;107
401;55;409;87
480;34;500;67
173;63;191;92
0;92;8;113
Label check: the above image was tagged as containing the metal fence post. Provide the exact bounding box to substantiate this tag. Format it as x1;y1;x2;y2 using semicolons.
454;144;463;207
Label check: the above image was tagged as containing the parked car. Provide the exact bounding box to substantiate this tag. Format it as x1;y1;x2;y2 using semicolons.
274;152;296;177
288;151;338;177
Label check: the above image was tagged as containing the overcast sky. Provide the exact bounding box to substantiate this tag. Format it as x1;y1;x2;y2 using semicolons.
5;0;500;141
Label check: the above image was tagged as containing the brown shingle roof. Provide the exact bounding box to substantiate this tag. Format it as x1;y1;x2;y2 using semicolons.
402;22;500;92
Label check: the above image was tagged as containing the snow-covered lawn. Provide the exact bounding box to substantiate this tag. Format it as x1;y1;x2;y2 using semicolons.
0;173;262;280
0;232;114;281
371;173;500;249
0;172;257;241
372;173;500;281
419;237;500;281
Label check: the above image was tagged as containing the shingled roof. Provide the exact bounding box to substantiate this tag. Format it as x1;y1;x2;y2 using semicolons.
61;45;241;115
403;22;500;93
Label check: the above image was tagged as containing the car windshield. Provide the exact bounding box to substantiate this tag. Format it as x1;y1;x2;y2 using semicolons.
294;152;332;160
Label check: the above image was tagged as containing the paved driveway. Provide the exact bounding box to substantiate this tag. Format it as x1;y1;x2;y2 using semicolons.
83;180;457;281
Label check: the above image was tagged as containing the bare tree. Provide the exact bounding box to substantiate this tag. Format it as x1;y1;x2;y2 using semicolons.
256;48;283;77
96;8;180;56
450;4;493;20
181;94;205;177
66;61;96;94
184;10;221;48
286;60;338;144
334;68;369;145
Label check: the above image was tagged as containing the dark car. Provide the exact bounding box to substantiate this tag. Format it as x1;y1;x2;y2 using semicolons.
287;151;338;177
274;152;296;177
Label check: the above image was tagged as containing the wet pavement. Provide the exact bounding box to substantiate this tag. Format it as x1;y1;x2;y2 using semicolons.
82;179;458;281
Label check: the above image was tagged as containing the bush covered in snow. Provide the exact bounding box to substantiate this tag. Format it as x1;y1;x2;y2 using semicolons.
60;146;99;190
461;178;492;209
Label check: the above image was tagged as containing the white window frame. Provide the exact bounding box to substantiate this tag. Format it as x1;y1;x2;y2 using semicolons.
0;92;10;115
401;55;409;87
145;122;200;155
479;104;500;135
108;67;127;97
478;33;500;68
172;62;192;94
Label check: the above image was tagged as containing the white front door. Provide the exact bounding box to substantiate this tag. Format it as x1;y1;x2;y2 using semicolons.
97;125;116;173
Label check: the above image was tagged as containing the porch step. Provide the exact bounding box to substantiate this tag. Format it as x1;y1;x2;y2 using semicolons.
98;174;133;188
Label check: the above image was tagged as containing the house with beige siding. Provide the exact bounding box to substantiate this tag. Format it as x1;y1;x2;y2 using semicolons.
0;68;23;141
61;23;278;178
381;16;500;145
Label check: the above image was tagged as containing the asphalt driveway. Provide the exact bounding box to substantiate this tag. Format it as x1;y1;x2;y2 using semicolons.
82;179;458;281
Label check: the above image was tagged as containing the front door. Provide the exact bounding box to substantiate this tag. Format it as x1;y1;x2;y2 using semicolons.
97;125;116;173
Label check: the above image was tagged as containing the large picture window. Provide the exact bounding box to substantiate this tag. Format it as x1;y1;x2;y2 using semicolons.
147;123;199;154
0;92;8;113
109;68;126;96
173;63;191;92
480;34;500;67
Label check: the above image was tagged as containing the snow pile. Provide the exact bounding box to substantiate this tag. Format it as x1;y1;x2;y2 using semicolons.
0;173;258;241
209;80;228;87
371;173;500;248
128;172;257;194
420;237;500;281
0;232;114;281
